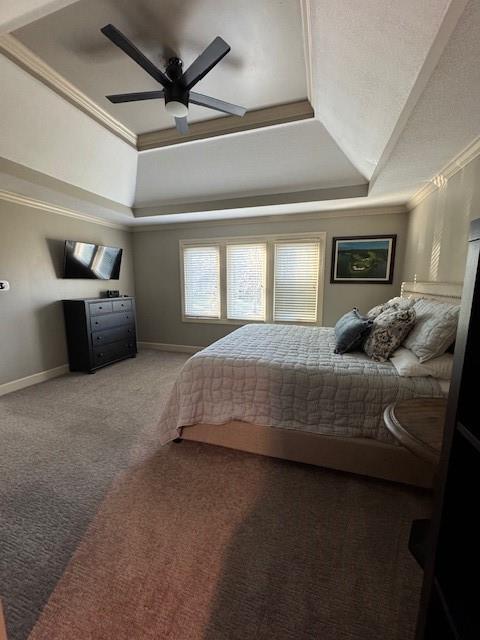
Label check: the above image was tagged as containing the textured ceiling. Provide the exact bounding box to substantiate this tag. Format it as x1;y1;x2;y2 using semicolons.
370;0;480;198
2;0;480;226
134;119;366;208
308;0;457;179
14;0;307;134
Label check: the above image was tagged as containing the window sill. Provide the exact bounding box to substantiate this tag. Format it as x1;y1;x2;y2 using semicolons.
182;317;265;326
182;317;321;327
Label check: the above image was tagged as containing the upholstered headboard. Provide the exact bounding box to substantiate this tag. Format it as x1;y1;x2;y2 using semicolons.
401;281;463;305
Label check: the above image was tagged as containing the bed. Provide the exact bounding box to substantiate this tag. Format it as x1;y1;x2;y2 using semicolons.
158;281;462;487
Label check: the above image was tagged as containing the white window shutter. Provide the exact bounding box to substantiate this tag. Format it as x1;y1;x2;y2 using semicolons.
183;246;220;318
227;244;266;320
273;242;320;323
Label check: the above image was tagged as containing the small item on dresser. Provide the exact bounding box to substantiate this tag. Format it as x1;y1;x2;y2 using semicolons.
363;306;416;362
334;308;373;354
103;289;120;298
403;298;460;362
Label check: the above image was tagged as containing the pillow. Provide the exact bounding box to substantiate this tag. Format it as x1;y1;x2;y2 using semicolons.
367;296;415;318
403;299;460;363
386;296;416;309
334;308;373;354
363;307;416;362
390;347;454;379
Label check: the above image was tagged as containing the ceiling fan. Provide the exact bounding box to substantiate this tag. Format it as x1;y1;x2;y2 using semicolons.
100;24;246;135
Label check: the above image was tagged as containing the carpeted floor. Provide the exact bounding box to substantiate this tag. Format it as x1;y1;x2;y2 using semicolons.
0;350;431;640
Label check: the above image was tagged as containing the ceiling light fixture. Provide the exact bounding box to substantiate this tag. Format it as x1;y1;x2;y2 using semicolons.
165;100;189;118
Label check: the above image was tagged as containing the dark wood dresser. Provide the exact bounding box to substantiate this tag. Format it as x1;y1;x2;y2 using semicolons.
62;296;137;373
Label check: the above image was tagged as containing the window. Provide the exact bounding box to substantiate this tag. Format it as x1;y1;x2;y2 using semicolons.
273;242;320;323
181;233;325;325
183;246;220;318
227;244;266;320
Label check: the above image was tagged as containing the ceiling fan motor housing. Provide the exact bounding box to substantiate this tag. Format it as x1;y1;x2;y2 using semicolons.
164;84;189;109
164;57;189;108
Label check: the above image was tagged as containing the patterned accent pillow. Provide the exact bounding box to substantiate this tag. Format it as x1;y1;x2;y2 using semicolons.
334;308;373;354
367;296;415;319
363;307;416;362
403;299;460;362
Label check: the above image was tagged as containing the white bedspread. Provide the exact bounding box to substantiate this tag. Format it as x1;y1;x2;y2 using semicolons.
158;324;445;445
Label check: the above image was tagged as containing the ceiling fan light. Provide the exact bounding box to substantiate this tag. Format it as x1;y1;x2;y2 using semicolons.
165;100;189;117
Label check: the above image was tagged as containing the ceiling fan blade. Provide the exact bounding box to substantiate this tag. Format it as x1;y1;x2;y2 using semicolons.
189;92;246;117
101;24;171;87
106;90;165;103
175;117;189;135
181;36;230;89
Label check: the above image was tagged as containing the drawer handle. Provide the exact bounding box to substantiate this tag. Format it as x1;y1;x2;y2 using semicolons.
96;336;101;341
95;321;99;325
98;306;103;310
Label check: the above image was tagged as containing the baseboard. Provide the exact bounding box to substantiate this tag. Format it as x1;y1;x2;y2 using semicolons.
0;364;69;397
138;341;203;354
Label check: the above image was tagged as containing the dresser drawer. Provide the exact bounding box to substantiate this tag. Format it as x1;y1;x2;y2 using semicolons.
90;311;133;332
93;340;136;367
89;301;113;316
112;299;132;312
91;324;135;347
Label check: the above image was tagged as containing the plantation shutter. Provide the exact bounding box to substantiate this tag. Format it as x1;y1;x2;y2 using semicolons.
273;241;320;322
227;244;266;320
183;246;220;318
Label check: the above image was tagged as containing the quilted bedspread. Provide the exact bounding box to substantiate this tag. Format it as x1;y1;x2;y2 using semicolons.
158;324;445;445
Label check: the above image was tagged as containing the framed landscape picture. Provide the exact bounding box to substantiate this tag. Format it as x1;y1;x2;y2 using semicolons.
331;235;396;284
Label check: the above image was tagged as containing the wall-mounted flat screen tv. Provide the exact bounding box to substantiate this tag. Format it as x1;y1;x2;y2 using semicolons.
63;240;122;280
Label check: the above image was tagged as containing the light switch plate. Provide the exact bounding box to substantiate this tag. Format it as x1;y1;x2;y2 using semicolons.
0;280;10;291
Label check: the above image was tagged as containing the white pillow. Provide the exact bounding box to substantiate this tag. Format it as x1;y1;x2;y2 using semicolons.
390;347;453;379
403;298;459;362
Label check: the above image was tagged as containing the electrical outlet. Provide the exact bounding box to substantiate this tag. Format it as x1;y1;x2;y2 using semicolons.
0;280;10;291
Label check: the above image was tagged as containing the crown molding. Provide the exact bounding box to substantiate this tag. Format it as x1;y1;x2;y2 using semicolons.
408;135;480;210
131;204;408;233
137;100;314;151
0;189;129;230
0;34;314;152
300;0;313;104
0;33;137;147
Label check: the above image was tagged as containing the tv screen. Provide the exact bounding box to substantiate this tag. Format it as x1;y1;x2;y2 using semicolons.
63;241;122;280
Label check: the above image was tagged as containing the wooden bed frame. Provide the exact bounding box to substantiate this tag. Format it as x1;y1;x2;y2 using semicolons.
181;281;463;488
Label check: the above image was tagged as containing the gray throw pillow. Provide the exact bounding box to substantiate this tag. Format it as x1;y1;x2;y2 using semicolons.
334;308;373;354
363;307;416;362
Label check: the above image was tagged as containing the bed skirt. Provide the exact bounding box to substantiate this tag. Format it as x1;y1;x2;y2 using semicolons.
181;421;435;488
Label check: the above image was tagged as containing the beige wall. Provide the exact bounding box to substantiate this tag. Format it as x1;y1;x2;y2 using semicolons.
403;155;480;284
133;211;408;347
0;201;135;384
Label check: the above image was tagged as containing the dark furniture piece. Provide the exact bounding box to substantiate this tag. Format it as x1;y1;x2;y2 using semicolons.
63;296;137;373
384;398;447;464
414;218;480;639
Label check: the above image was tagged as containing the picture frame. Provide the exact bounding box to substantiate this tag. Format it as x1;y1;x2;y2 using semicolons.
330;235;396;284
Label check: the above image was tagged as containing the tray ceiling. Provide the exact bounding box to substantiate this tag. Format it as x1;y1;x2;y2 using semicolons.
14;0;308;134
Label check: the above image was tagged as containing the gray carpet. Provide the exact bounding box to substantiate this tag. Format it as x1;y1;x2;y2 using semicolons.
0;350;430;640
0;350;189;640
